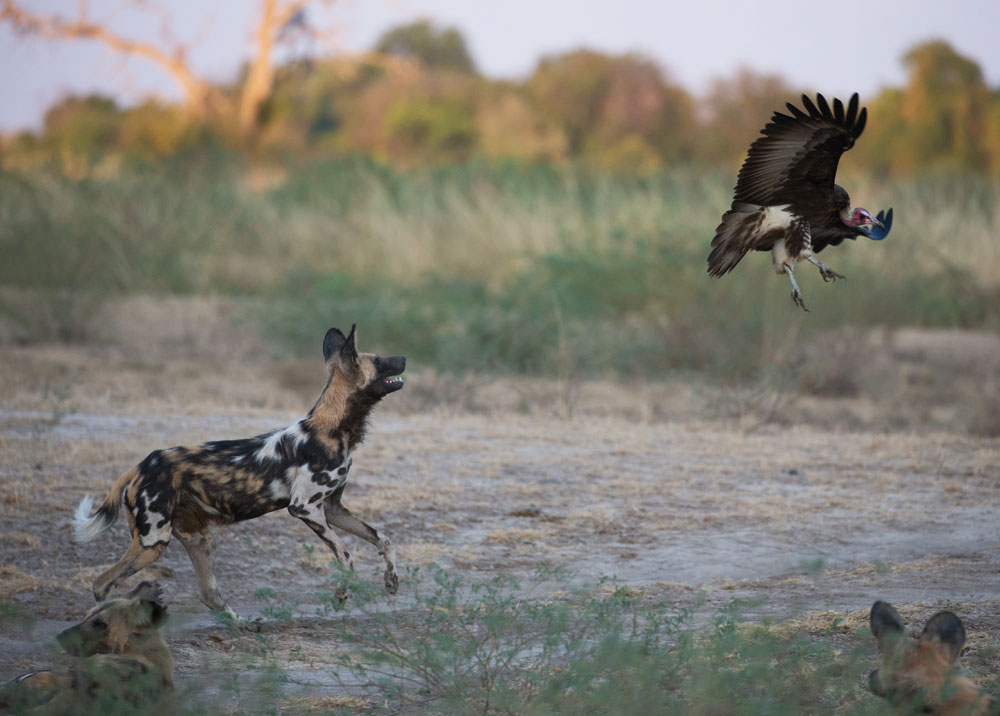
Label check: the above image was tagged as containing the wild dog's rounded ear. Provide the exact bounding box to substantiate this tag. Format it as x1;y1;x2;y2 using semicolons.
323;327;347;362
340;323;359;368
871;601;905;652
145;599;168;627
127;580;162;603
129;581;168;626
919;611;966;664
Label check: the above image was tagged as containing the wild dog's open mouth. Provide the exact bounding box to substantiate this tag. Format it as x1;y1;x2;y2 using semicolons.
373;355;406;395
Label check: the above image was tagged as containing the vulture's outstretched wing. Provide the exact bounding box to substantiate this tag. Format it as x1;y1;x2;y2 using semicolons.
732;93;866;209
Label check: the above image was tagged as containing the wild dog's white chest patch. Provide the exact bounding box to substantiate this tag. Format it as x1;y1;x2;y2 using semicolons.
310;456;352;489
285;457;352;512
269;479;291;501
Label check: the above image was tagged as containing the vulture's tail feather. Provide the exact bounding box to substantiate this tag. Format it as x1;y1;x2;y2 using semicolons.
707;208;757;277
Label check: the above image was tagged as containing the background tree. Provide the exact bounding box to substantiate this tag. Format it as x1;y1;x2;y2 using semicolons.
898;40;991;171
699;70;799;168
374;20;477;74
528;50;615;156
0;0;333;135
592;55;695;170
527;50;694;170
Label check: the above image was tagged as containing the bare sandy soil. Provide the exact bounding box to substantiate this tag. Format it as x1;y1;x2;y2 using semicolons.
1;334;998;709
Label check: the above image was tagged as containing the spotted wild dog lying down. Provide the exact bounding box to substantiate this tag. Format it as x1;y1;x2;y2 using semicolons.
73;325;405;614
0;582;172;714
870;600;996;715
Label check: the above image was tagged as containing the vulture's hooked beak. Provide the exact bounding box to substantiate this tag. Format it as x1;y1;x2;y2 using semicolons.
856;208;882;229
858;208;894;240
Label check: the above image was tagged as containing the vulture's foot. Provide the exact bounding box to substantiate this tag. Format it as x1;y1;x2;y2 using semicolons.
784;266;810;312
808;257;845;282
819;265;845;282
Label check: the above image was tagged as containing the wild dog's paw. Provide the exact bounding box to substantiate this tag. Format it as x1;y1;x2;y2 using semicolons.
384;568;399;595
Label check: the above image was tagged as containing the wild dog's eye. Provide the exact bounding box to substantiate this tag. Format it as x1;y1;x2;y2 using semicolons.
91;618;107;630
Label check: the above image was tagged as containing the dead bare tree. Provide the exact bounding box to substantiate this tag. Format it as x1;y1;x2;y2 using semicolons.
0;0;332;134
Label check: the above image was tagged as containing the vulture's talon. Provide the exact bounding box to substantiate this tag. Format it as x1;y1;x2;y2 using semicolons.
791;290;809;312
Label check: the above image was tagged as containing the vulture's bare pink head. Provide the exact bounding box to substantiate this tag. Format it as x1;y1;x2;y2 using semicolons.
841;206;883;229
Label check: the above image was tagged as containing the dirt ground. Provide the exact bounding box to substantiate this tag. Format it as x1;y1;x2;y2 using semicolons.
1;328;998;709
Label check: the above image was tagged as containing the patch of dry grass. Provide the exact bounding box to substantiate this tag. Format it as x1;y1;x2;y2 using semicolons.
484;527;553;545
0;565;59;598
281;695;371;713
1;531;41;549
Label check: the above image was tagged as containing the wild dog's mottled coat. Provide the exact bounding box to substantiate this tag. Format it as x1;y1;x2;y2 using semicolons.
74;325;405;613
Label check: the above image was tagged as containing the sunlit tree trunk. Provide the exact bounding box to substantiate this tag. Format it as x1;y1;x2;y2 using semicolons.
237;0;309;135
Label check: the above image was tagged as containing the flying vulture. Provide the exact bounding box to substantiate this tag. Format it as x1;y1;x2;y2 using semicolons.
707;92;893;311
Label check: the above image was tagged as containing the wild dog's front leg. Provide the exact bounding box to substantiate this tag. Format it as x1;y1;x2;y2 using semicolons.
324;499;398;594
289;503;354;602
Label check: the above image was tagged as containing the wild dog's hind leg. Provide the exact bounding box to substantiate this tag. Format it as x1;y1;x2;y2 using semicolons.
92;533;168;601
93;471;175;601
174;528;232;614
324;499;399;594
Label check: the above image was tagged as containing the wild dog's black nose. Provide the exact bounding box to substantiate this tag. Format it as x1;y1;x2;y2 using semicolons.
56;624;86;656
383;355;405;373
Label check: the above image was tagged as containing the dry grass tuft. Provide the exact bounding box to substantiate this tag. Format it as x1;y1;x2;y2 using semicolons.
281;695;371;713
484;527;552;545
0;565;58;598
1;531;41;549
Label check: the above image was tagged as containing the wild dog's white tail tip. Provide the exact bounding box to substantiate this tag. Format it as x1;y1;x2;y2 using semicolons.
74;494;107;543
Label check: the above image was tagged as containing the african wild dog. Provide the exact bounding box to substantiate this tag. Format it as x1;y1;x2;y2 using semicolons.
0;582;172;713
73;325;405;614
870;600;996;715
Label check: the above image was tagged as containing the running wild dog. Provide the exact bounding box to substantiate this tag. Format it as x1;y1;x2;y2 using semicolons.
0;582;172;714
870;601;996;715
73;325;405;614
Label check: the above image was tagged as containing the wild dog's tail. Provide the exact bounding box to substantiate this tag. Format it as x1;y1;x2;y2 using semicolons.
74;467;136;543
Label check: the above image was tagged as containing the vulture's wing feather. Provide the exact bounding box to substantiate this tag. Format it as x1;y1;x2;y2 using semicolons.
731;93;867;209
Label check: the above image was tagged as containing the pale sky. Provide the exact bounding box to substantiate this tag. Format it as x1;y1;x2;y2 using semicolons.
2;0;998;132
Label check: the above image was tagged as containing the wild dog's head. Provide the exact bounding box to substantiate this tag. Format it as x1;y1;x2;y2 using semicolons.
56;582;168;658
322;324;406;399
869;600;995;714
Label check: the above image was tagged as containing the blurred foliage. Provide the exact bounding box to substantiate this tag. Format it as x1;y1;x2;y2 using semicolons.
4;159;996;374
374;19;477;74
2;29;998;175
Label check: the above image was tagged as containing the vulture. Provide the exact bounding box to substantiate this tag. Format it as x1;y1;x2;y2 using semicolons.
707;92;893;311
